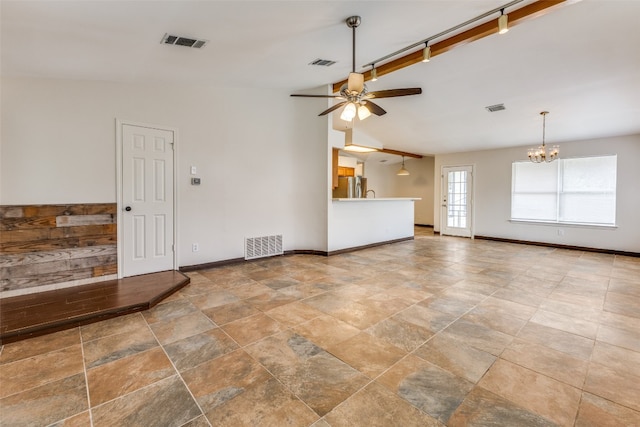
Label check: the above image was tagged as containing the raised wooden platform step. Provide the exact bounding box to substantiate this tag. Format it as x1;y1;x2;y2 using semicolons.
0;270;190;345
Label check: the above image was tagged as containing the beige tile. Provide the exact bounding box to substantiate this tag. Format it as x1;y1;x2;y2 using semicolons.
150;311;216;345
590;341;640;377
49;410;92;427
83;326;158;369
163;328;239;372
608;277;640;298
517;322;594;360
91;375;201;426
324;382;442;427
329;301;390;330
245;289;298;312
0;328;80;364
188;289;240;311
302;292;351;314
0;373;87;426
478;359;582;427
293;314;360;348
501;338;589;388
141;298;199;324
201;300;259;325
394;304;457;333
463;309;527;336
80;312;147;342
414;334;496;383
604;292;640;319
326;332;406;378
440;319;513;356
366;316;433;352
575;392;640;427
448;386;556;427
245;331;369;416
221;312;285;346
377;354;474;423
181;349;271;413
87;347;175;406
584;362;640;411
205;376;318;426
597;323;640;352
266;301;324;327
530;309;599;339
0;344;84;398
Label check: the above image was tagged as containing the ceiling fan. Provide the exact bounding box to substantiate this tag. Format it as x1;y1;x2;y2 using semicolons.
291;16;422;122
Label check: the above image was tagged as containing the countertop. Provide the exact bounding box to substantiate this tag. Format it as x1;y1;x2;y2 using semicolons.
332;198;421;202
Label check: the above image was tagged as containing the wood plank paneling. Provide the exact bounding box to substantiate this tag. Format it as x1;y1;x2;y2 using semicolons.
0;203;117;295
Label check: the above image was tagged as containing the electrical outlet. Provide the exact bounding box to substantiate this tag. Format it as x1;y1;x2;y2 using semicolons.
192;243;199;252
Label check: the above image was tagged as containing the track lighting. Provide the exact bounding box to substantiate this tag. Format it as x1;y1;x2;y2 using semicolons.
498;9;509;34
340;102;357;121
422;43;431;63
397;156;410;176
371;66;378;82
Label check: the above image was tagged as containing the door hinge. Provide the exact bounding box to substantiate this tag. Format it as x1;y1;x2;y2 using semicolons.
171;244;175;252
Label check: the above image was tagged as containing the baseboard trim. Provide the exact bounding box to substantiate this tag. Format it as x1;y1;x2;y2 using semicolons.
474;235;640;258
414;224;434;228
179;237;416;271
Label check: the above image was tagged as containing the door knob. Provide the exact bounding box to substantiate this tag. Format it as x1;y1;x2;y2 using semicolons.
125;206;132;212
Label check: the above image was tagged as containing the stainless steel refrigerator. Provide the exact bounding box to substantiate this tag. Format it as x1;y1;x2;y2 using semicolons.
333;176;367;198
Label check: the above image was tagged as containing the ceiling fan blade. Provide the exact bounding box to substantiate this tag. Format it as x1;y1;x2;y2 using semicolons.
363;101;387;116
291;94;344;99
365;88;422;99
347;72;364;93
318;101;348;116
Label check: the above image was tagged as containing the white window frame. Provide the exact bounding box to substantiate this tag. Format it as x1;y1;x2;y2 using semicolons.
511;155;617;228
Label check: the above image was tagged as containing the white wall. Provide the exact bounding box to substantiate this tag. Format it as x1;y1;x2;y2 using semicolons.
365;157;435;225
1;77;329;266
434;134;640;252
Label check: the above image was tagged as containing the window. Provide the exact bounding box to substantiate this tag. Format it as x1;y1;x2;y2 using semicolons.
511;155;616;226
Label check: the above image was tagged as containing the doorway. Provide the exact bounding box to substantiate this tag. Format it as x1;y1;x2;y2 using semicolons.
441;165;474;238
117;122;176;277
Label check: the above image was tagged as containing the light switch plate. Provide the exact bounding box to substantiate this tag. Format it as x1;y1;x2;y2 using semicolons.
190;166;197;175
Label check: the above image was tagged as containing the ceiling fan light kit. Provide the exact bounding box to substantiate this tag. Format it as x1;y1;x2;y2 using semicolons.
291;15;422;123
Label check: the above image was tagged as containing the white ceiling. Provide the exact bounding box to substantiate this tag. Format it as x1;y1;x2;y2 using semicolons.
2;0;640;157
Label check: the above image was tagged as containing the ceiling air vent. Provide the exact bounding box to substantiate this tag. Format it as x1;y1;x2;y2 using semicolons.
485;103;506;112
161;33;208;49
309;58;337;67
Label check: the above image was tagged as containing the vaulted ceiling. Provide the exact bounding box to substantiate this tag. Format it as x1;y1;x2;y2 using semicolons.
2;0;639;156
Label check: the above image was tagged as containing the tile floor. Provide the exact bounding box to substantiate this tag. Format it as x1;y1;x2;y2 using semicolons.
1;228;639;426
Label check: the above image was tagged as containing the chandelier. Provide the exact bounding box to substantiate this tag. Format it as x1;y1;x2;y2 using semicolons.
528;111;559;163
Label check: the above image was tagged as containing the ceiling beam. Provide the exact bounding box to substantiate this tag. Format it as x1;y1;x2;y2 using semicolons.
333;0;573;92
378;148;423;159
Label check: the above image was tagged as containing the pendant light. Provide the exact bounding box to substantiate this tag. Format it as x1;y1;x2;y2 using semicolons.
397;156;410;176
527;111;559;163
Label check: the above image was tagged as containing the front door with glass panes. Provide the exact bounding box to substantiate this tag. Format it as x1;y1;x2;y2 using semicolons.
441;165;473;237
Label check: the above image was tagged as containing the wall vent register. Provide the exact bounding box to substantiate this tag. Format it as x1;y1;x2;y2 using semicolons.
245;235;283;260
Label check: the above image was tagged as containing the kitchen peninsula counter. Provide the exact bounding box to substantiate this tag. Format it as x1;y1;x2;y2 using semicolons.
328;197;420;252
332;197;421;201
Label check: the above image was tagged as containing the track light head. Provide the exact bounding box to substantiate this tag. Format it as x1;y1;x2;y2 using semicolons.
371;66;378;82
498;9;509;34
422;44;431;63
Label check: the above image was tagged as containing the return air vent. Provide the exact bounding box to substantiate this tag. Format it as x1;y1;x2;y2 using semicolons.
309;58;337;67
485;103;506;112
161;33;208;49
245;235;283;260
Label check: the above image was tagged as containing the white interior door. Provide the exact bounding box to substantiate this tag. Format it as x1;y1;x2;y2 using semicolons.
441;165;473;237
121;124;175;277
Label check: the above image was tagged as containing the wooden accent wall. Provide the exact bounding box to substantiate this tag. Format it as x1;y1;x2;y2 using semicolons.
0;204;117;295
